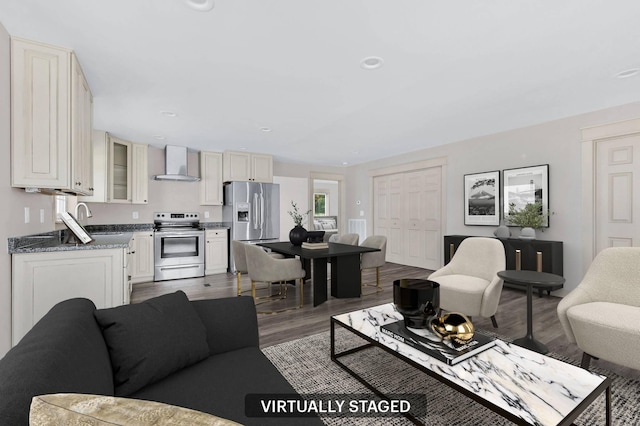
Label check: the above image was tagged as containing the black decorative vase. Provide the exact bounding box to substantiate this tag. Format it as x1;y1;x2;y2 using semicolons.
289;226;307;246
393;279;440;329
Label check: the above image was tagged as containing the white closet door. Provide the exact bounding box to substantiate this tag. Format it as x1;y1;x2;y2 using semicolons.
373;166;442;269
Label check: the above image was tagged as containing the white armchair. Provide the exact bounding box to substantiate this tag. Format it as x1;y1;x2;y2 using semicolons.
428;237;505;328
557;247;640;370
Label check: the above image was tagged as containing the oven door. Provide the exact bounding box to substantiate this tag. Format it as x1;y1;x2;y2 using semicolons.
154;230;205;281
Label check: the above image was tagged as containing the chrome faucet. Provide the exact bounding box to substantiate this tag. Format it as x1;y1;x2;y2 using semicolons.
74;202;93;221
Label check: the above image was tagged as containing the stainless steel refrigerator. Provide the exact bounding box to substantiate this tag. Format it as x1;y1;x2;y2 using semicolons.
223;181;280;272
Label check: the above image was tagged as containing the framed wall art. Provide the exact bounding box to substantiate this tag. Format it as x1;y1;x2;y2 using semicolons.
313;192;328;216
464;170;500;226
503;164;550;227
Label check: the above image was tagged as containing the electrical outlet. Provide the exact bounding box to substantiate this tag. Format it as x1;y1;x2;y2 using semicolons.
24;207;30;223
360;210;364;217
204;211;210;219
132;211;139;219
40;209;45;223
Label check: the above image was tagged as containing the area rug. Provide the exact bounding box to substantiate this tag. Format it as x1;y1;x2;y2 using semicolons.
262;328;640;426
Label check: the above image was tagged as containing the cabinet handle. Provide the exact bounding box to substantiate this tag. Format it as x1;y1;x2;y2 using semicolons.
515;250;521;270
131;251;135;254
536;251;543;272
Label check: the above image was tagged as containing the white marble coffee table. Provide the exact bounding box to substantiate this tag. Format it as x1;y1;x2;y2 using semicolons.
331;303;611;426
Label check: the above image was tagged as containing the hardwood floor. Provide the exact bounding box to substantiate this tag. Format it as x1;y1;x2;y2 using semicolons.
131;262;639;379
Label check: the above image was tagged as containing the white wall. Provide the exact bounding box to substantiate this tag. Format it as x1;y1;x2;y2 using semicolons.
346;102;640;296
0;23;60;357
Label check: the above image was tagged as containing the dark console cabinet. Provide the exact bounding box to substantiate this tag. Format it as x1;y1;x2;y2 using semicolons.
443;235;563;294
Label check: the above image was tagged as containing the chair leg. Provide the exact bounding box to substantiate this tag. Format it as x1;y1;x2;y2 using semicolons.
251;280;256;300
581;352;592;369
361;267;384;295
237;273;242;296
490;315;498;328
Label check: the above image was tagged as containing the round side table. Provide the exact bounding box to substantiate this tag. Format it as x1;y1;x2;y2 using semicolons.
497;270;565;354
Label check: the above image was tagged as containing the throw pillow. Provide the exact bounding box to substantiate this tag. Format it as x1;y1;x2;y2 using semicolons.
30;393;241;425
94;291;210;396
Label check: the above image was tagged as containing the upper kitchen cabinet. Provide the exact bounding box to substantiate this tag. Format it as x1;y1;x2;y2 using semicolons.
200;151;223;205
222;151;273;183
80;131;148;204
11;37;93;195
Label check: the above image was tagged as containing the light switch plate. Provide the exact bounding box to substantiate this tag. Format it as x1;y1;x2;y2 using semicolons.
132;211;139;219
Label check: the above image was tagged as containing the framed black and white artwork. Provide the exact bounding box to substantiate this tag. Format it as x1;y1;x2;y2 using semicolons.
464;170;500;226
503;164;550;227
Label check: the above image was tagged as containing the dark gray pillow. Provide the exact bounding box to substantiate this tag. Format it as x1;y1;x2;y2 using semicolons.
94;290;209;396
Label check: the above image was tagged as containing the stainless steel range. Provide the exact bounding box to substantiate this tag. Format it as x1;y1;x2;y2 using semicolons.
154;212;205;281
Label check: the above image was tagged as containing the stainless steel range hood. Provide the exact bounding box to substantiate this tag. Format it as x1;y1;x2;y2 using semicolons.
153;145;200;182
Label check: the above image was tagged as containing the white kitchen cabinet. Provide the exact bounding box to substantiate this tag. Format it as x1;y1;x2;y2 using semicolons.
131;143;149;204
11;37;93;195
130;231;154;283
205;229;228;275
12;248;127;345
200;151;223;205
222;151;273;183
80;131;148;204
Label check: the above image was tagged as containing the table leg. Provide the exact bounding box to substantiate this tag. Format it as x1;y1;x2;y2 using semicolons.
312;258;328;307
512;283;549;354
331;254;362;298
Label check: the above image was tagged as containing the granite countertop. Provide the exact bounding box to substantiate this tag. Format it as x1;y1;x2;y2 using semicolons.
8;222;230;254
8;231;134;254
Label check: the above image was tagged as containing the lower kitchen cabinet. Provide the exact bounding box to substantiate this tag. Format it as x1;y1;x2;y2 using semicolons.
12;248;127;346
130;231;154;283
205;229;228;275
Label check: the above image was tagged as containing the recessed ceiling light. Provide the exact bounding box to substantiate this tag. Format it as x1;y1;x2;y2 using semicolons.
160;111;177;117
259;127;272;133
153;135;166;140
185;0;214;12
615;68;639;79
360;56;384;70
342;161;349;166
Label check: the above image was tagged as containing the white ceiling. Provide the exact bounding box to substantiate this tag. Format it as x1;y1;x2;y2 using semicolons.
2;0;640;166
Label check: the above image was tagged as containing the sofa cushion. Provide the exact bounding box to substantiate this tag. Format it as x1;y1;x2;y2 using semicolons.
0;298;114;426
191;296;259;355
30;393;241;425
130;346;324;426
94;291;209;396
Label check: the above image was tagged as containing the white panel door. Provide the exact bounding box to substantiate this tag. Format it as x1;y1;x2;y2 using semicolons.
423;168;442;270
595;134;640;252
403;170;426;268
373;166;442;269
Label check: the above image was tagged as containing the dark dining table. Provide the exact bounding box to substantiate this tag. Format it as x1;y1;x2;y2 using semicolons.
257;241;380;307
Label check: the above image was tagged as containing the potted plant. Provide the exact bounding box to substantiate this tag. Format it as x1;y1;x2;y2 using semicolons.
287;201;311;246
507;202;548;240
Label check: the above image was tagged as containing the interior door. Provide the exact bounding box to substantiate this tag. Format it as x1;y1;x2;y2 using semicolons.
374;175;403;263
373;166;442;269
595;134;640;252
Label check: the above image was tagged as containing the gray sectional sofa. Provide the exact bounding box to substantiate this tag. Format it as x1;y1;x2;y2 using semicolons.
0;291;323;425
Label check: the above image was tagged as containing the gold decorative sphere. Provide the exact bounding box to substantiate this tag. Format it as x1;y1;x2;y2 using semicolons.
430;312;475;344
